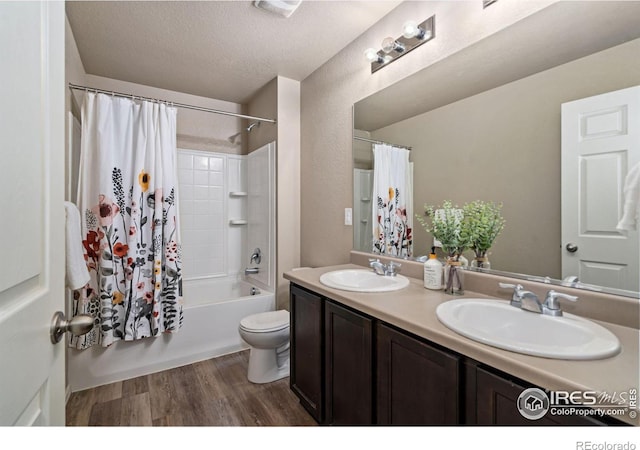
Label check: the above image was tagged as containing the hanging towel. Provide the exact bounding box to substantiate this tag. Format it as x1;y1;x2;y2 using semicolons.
617;161;640;231
65;201;90;290
372;144;413;257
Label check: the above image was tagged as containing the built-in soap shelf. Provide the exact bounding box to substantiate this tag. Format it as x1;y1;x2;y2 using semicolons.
229;191;247;226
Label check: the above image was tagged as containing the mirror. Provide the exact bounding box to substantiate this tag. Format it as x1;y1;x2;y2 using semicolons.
353;3;640;298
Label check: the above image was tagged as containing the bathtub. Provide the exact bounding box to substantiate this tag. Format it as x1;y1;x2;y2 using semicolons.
67;278;275;392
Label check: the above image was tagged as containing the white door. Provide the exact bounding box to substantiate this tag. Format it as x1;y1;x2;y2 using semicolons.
561;86;640;294
0;1;66;425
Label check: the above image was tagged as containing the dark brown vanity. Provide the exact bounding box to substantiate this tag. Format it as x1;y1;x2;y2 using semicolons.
288;279;633;426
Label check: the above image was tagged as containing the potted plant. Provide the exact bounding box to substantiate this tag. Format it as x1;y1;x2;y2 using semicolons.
416;200;470;295
462;200;506;270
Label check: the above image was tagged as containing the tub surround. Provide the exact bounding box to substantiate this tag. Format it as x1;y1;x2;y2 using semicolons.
283;262;639;426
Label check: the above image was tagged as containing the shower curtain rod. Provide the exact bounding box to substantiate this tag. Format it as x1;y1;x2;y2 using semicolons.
353;135;412;151
68;83;277;124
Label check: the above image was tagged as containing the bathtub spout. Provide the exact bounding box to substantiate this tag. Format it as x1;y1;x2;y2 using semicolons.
245;267;260;275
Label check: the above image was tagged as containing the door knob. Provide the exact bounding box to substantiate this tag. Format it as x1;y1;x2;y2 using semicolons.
50;311;94;344
565;243;578;253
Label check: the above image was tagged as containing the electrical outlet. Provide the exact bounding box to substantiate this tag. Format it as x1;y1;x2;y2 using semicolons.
344;208;353;226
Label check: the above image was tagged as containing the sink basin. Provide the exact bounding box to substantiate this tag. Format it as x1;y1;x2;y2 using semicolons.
319;269;410;293
436;298;621;360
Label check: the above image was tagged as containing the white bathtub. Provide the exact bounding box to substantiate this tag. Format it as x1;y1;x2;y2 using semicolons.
67;278;275;392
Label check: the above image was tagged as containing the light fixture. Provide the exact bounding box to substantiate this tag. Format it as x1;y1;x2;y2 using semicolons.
365;15;435;73
253;0;302;18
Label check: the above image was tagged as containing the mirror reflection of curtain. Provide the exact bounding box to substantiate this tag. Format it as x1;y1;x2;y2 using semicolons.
372;144;413;257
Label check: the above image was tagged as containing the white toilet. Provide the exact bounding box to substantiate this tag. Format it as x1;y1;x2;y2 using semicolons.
238;310;290;384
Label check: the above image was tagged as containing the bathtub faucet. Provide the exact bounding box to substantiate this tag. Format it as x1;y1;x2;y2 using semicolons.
250;248;262;265
245;267;260;275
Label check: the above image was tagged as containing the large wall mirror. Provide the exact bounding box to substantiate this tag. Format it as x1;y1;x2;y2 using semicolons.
353;2;640;298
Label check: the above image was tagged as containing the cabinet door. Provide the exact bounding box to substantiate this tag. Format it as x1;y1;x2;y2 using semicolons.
475;366;608;426
377;323;460;425
290;285;324;423
325;300;373;425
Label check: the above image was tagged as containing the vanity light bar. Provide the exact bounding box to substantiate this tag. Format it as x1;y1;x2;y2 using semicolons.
367;15;435;74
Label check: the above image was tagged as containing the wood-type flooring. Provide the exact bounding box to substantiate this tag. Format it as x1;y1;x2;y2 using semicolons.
65;350;316;426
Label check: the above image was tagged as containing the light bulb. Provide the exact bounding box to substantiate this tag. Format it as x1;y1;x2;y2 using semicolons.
402;20;419;38
364;47;381;63
381;37;395;53
402;20;427;40
381;37;404;54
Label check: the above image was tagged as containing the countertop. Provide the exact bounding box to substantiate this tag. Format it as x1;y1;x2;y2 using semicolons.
284;264;640;426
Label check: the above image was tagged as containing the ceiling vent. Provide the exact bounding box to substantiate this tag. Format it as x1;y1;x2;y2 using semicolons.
253;0;302;18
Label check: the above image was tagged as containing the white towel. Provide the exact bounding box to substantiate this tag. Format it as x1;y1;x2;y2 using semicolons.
65;201;91;290
616;161;640;231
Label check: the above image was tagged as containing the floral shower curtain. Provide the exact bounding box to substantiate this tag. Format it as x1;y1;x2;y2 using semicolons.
71;92;183;349
372;144;413;257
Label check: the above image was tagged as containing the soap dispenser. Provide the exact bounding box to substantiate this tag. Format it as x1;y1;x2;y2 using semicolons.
424;247;444;290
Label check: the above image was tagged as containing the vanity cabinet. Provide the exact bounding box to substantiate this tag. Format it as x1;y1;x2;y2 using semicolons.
289;285;324;423
325;300;373;425
467;362;620;426
289;283;627;427
377;323;460;425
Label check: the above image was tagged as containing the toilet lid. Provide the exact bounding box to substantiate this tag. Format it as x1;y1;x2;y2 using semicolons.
240;310;289;333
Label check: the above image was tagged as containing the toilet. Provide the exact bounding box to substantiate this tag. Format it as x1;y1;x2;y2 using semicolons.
238;310;290;384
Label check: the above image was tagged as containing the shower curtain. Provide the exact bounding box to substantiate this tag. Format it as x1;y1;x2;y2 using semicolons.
372;144;413;257
71;92;183;349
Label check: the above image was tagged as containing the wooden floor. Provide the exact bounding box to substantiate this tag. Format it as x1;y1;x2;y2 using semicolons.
66;350;317;426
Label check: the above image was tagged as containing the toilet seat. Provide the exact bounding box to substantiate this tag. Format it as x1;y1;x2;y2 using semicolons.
240;310;289;333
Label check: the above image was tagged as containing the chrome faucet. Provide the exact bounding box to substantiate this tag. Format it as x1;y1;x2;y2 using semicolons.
499;282;525;308
542;290;578;317
369;258;402;277
250;248;262;265
518;290;543;314
499;282;542;313
499;283;579;316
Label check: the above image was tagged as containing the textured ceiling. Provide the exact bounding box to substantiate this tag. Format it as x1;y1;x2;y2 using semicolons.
66;0;402;104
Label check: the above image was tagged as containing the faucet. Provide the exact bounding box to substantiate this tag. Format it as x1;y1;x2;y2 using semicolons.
518;290;543;314
369;259;386;275
250;248;262;265
562;275;580;288
499;283;579;316
499;282;542;313
369;258;402;277
542;290;578;317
